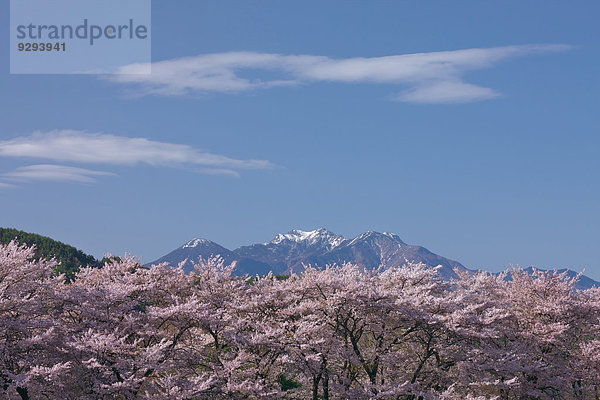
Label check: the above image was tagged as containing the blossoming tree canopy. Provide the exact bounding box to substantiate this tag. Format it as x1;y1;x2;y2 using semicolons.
0;241;598;399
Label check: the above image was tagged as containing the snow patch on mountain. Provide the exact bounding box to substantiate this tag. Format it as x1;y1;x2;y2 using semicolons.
182;238;212;248
269;228;346;249
148;228;599;290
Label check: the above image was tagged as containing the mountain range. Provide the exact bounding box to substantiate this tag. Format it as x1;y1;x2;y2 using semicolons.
148;228;599;290
150;228;467;278
144;228;575;287
3;226;595;290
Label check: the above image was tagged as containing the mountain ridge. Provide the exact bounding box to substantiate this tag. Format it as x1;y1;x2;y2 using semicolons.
147;228;599;290
149;228;467;279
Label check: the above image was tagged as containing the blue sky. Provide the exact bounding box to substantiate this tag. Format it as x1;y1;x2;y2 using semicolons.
1;1;599;279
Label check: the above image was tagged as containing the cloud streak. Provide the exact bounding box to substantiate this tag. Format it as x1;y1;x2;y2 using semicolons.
3;165;115;183
107;44;570;103
0;182;16;189
0;130;272;170
0;130;273;185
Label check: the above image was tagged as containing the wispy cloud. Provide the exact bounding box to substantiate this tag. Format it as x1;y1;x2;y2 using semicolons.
194;168;244;178
396;81;500;104
0;182;16;189
0;130;272;170
3;165;115;183
0;130;273;185
107;44;570;103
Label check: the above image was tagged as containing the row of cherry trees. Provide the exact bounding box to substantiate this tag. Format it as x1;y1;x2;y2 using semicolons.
1;240;599;399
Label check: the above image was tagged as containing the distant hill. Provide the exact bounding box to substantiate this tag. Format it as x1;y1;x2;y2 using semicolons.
500;267;599;290
0;227;98;279
149;238;273;276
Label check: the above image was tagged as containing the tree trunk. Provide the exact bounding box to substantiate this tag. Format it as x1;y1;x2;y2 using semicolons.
16;386;29;400
312;374;322;400
322;368;329;400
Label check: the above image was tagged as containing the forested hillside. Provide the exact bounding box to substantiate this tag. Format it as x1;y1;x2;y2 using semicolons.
0;227;98;278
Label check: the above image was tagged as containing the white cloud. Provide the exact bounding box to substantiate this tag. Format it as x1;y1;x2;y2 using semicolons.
3;165;115;183
0;131;272;186
0;130;272;172
0;182;15;189
396;81;500;104
106;44;570;103
194;168;243;178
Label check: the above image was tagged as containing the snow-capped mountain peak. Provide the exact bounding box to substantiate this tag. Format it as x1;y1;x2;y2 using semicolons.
148;229;599;290
270;230;313;244
348;231;406;245
383;232;405;243
269;228;346;248
153;228;464;279
182;238;212;248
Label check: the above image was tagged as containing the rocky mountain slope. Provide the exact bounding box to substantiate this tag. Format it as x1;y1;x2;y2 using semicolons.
148;228;467;278
148;228;599;290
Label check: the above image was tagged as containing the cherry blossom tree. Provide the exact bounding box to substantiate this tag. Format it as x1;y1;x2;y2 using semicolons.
1;240;598;400
0;241;67;400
